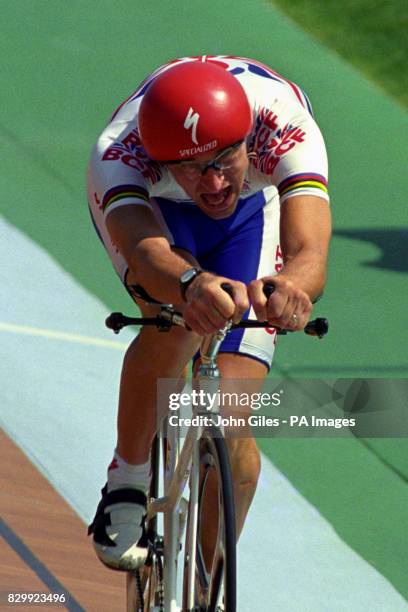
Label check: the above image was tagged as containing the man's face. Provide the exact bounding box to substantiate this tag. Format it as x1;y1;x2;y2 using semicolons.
167;142;249;219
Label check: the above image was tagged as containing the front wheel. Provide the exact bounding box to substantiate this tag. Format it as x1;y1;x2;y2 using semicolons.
183;427;237;612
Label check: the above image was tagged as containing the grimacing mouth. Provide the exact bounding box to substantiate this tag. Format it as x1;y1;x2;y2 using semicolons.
200;185;233;207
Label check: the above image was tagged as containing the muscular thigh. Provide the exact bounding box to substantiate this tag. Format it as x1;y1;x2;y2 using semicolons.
128;294;201;371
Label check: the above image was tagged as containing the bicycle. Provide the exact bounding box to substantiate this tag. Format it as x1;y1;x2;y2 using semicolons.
105;284;328;612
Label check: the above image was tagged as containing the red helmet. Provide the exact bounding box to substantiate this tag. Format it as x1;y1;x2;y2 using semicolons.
138;60;253;161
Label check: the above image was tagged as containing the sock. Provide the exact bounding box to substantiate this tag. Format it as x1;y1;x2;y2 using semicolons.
107;449;151;494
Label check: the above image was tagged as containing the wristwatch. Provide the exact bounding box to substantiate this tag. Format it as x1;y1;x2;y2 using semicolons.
180;267;202;301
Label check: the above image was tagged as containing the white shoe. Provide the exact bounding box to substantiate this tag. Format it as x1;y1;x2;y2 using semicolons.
88;484;148;571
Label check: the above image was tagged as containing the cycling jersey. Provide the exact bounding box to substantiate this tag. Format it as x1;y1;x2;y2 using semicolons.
87;55;329;368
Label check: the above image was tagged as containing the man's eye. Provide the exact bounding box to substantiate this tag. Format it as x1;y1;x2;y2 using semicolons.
222;152;237;163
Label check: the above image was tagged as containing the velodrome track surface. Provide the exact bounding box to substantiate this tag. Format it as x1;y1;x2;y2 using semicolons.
1;218;407;611
1;2;408;610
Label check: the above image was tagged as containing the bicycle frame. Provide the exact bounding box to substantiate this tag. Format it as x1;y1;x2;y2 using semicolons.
145;323;231;611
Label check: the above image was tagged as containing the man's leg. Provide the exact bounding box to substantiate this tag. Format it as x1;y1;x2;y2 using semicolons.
193;353;266;569
116;304;201;464
90;298;201;570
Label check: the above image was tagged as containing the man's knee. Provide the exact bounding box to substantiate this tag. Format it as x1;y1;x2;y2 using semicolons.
122;324;200;377
227;437;261;489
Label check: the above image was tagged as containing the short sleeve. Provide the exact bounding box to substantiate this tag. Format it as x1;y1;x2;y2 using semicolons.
249;97;329;204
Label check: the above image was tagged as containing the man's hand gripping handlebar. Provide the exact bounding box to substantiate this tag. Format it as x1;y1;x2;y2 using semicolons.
105;281;329;339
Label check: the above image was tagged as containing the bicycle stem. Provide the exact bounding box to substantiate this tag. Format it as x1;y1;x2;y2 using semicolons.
197;321;233;377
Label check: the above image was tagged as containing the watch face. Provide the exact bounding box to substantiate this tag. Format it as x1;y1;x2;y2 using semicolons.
181;268;198;283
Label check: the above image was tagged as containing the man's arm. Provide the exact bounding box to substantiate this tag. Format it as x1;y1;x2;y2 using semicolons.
106;204;249;332
279;194;331;299
106;204;193;305
248;194;331;328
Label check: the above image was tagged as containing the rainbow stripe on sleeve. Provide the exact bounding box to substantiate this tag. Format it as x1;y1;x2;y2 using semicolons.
101;185;150;214
278;173;328;198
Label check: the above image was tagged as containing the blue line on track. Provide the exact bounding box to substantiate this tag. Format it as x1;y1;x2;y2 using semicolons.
0;518;85;612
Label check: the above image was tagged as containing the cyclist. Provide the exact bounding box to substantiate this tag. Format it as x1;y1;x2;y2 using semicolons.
87;55;331;570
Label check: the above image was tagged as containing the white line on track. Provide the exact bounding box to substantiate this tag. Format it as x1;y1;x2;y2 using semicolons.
0;322;128;350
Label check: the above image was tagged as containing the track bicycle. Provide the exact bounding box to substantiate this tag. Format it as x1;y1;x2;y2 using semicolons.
105;284;328;612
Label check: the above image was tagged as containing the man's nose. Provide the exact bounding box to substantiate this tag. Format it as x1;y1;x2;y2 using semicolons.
199;168;225;191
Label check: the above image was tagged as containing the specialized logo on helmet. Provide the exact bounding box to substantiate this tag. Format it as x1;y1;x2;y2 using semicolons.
183;107;199;145
179;141;218;157
180;106;218;156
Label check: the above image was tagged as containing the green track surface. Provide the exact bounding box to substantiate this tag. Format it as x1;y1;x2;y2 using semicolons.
2;1;407;601
269;0;408;107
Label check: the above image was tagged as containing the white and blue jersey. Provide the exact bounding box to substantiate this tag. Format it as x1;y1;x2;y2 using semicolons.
87;55;329;368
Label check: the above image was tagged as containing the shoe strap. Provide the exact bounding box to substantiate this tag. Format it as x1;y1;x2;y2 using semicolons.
87;486;147;543
98;487;147;512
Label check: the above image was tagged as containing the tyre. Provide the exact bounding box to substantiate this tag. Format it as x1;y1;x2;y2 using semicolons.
183;427;237;612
